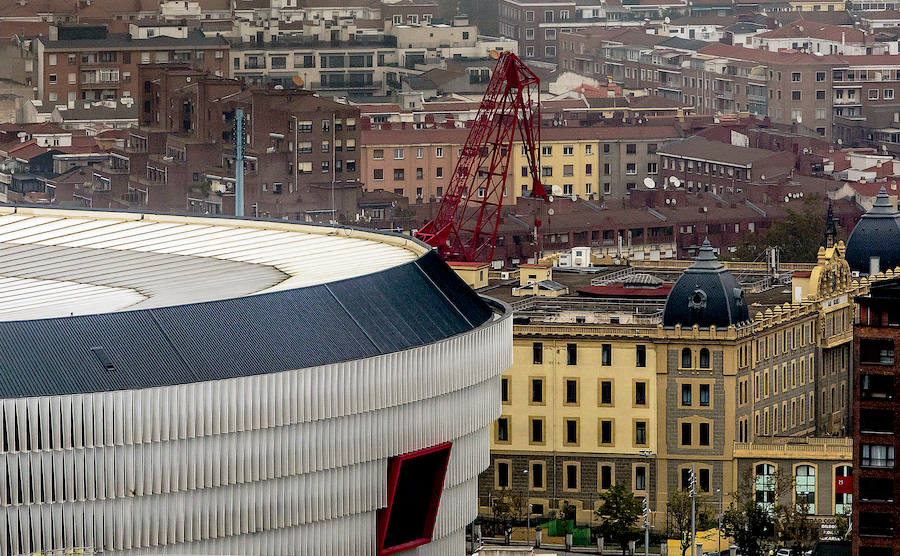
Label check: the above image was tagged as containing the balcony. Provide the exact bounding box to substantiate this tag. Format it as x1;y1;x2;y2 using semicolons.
311;79;382;90
81;79;119;89
833;96;862;106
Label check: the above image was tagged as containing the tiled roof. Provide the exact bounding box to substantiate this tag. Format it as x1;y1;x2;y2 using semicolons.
658;135;780;165
754;20;865;43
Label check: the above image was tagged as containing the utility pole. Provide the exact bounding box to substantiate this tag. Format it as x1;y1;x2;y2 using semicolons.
690;466;697;556
524;468;531;545
234;107;245;217
639;448;653;556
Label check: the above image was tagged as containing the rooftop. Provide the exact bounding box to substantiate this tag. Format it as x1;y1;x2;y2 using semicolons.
658;135;781;165
0;207;424;321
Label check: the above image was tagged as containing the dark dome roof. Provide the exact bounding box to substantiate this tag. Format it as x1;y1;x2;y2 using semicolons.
845;187;900;275
662;239;750;328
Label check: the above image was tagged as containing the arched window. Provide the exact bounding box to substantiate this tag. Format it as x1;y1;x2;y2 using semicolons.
795;465;816;514
835;465;852;516
699;348;711;369
681;348;692;369
755;463;776;513
831;386;836;412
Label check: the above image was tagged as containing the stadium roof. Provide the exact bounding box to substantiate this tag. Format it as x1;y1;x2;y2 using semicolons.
0;207;426;320
0;207;496;397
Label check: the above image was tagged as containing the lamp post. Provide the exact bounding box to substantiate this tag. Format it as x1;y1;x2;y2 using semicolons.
716;488;722;556
524;468;531;545
689;467;697;556
639;449;654;556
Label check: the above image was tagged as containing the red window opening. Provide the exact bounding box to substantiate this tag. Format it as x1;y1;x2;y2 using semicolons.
376;442;452;555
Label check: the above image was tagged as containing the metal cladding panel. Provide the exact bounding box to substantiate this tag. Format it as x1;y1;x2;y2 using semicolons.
0;311;193;398
414;252;493;326
0;252;493;398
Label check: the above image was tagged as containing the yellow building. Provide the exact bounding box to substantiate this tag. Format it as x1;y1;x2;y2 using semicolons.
479;240;858;527
787;0;845;10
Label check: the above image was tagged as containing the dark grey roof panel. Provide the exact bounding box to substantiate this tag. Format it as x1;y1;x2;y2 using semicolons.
0;250;492;398
845;187;900;274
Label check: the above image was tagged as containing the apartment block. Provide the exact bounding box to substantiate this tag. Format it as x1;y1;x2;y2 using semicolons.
853;278;900;554
33;23;230;105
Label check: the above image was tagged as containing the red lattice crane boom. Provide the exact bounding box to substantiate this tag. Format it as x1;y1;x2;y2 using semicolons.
414;52;546;262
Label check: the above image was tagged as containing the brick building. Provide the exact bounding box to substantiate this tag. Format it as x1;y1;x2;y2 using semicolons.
33;23;230;105
853;278;900;554
129;65;362;218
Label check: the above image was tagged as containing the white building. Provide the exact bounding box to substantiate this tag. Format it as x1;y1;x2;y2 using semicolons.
0;208;511;555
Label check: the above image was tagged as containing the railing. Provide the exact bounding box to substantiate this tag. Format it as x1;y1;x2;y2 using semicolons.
734;436;852;457
310;80;382;90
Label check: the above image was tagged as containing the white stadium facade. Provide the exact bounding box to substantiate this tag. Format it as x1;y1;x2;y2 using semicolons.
0;207;512;555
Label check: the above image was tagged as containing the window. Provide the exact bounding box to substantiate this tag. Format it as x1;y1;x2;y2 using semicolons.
681;348;692;369
601;344;612;365
791;72;801;82
870;89;880;100
816;71;825;82
585;163;592;176
862;444;895;468
699;422;710;446
756;464;776;511
603;163;610;175
564;419;578;445
545;46;556;58
565;379;578;404
816;90;826;100
49;74;57;84
626;163;637;175
699;469;710;493
525;10;534;21
792;90;802;101
393;169;404;180
497;417;509;442
394;148;404;160
647;162;658;175
681;422;692;445
435;147;443;158
436;167;443;178
699;384;710;407
635;465;647;491
600;464;613;490
886;89;895;100
373;169;384;180
563;145;574;156
531;378;544;404
416;147;423;159
541;166;552;177
501;377;509;403
834;465;852;515
626;144;636;154
635;381;647;406
48;54;57;66
816;108;826;120
600;380;613;405
585;144;593;155
496;461;510;488
373;149;384;160
599;419;613;444
531;462;544;489
682;384;692;406
563;164;574;177
699;348;710;369
566;343;577;365
565;463;579;491
531;418;544;444
795;465;815;513
635;421;647;445
533;342;543;364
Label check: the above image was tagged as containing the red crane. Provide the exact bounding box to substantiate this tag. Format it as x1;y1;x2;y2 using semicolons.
414;52;547;262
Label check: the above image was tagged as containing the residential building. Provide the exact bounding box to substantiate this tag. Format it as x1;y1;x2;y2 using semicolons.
853;277;900;553
660;15;737;41
129;65;362;218
360;124;680;205
480;240;857;527
33;23;230;104
749;22;895;56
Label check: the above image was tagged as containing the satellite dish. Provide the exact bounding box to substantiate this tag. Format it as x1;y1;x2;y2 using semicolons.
548;208;555;216
672;198;677;205
672;177;682;187
668;176;677;184
796;115;802;124
665;198;671;204
837;138;843;145
489;50;501;60
883;144;888;152
761;174;766;181
548;195;554;203
664;16;671;23
552;184;563;196
784;196;790;202
571;194;577;202
644;177;656;189
292;75;304;87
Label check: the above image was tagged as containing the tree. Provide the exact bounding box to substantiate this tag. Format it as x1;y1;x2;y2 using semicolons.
595;483;643;554
720;471;787;556
667;490;717;556
492;489;526;545
775;502;819;556
559;499;577;522
833;509;850;540
728;194;839;263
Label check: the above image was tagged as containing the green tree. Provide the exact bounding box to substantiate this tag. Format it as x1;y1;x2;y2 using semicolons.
595;483;643;554
559;499;577;522
492;488;526;545
833;509;850;540
728;194;838;263
720;471;786;556
775;501;819;556
667;490;717;556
